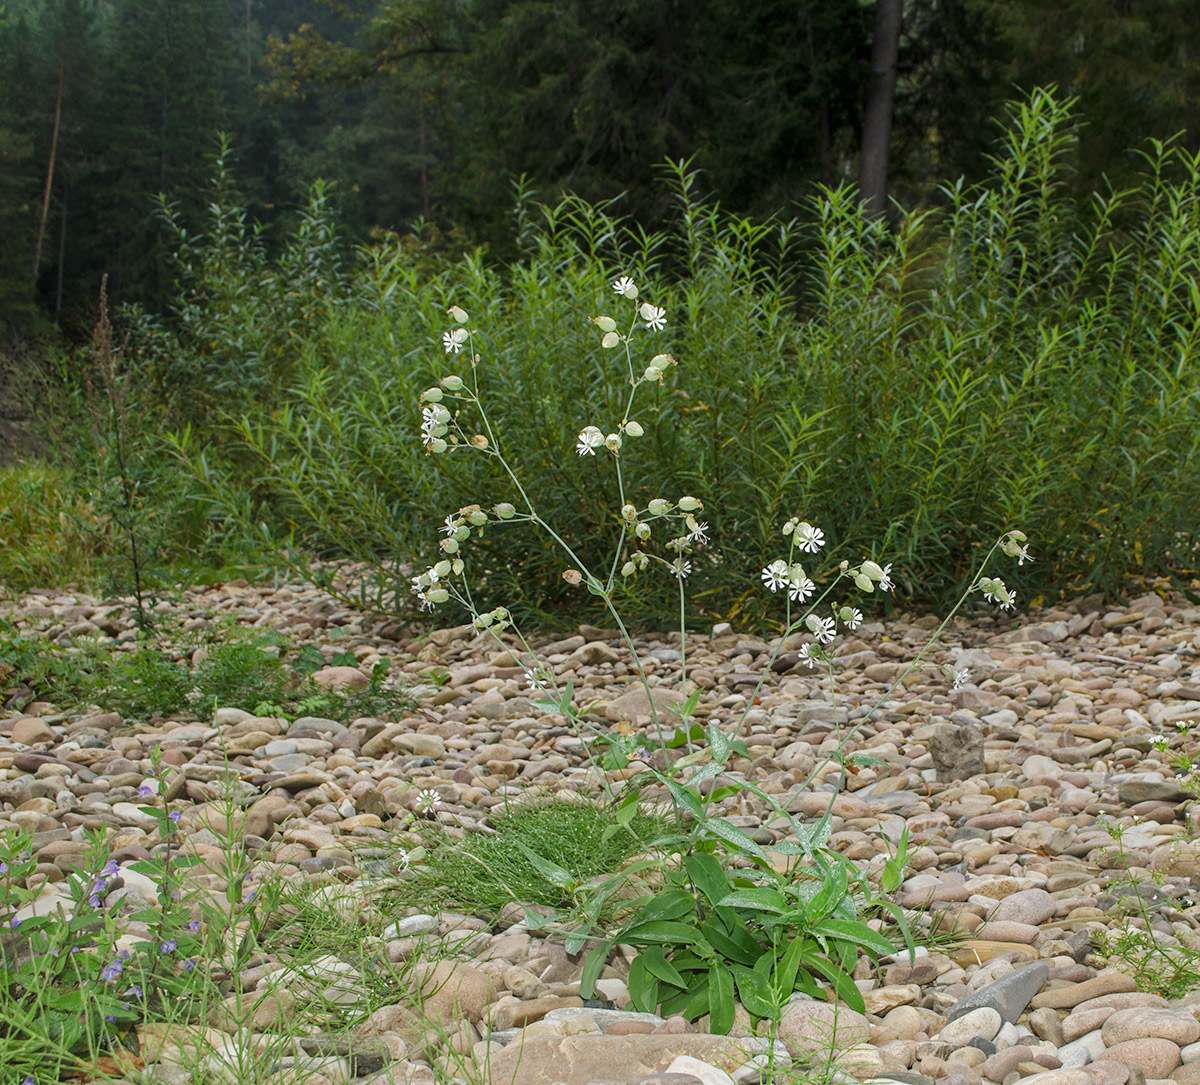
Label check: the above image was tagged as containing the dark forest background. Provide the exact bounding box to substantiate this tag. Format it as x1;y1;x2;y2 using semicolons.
3;0;1199;341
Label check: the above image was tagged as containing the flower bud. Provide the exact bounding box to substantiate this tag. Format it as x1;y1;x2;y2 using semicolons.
635;522;651;541
452;525;471;542
470;434;488;449
466;509;488;526
678;496;702;512
433;559;452;578
643;365;663;382
804;614;824;634
427;588;449;603
422;387;443;403
860;560;884;581
623;420;644;437
493;502;516;519
621;504;637;522
427;438;447;454
601;331;620;349
440;375;464;391
451;559;464;575
621;561;636;577
562;569;583;585
474;612;494;628
854;573;874;592
605;433;622;454
593;315;617;332
447;305;468;323
648;498;670;516
650;353;676;368
440;538;459;554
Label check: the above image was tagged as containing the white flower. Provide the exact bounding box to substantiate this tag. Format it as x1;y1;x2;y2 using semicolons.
1151;736;1171;752
805;613;836;644
442;327;468;354
576;426;604;456
414;789;439;813
394;848;410;870
787;575;815;603
640;303;667;332
877;563;895;592
797;643;820;667
950;668;970;692
762;560;789;592
671;557;692;580
999;589;1017;612
794;522;825;553
686;520;709;545
841;607;864;630
612;276;638;298
1016;545;1034;565
440;515;461;536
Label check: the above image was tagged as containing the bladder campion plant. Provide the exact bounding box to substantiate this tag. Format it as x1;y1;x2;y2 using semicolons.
411;277;1032;1033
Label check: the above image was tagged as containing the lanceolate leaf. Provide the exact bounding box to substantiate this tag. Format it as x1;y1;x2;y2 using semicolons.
708;962;735;1035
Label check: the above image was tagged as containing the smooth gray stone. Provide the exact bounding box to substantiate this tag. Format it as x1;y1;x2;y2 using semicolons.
945;962;1049;1024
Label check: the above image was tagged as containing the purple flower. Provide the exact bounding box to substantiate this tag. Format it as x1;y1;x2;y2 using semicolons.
160;939;177;954
182;957;196;972
22;1077;34;1085
138;782;156;798
100;959;124;982
185;919;200;933
87;893;102;909
0;861;8;874
169;810;182;823
10;916;19;930
105;1014;117;1023
100;859;119;877
125;984;143;998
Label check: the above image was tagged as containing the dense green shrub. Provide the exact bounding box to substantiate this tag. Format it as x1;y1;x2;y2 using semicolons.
166;90;1200;623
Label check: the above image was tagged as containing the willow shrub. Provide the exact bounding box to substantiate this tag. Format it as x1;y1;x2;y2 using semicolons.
180;89;1199;627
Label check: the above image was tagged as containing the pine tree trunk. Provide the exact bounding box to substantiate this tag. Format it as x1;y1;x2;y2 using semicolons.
32;64;65;288
859;0;902;217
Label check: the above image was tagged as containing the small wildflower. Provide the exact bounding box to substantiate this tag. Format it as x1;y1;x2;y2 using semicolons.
415;789;439;814
101;958;124;982
686;519;709;545
395;848;410;870
877;563;895;592
762;560;789;592
631;746;653;763
787;574;815;603
640;303;667;332
169;810;182;823
576;426;604;456
839;606;864;630
182;957;196;972
794;522;825;553
442;327;468;353
186;919;200;932
671;557;692;580
943;666;971;692
805;613;837;644
0;861;8;874
440;515;461;535
797;643;821;667
1151;736;1171;752
126;984;143;999
612;276;638;298
138;779;159;798
160;939;177;954
100;859;119;877
21;1077;34;1085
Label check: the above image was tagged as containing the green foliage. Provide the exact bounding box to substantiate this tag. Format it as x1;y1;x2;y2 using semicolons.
407;798;668;919
175;91;1200;625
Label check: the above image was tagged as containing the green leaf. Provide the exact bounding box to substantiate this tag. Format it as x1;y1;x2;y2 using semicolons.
638;946;685;988
515;842;575;888
814;918;897;957
717;887;788;914
699;917;761;967
665;780;704;821
847;752;888;767
700;818;770;862
626;888;697;926
708;962;735;1035
627;955;661;1013
811;861;849;919
669;690;703;721
730;963;778;1019
579;944;608;999
801;951;866;1013
684;851;732;906
623;920;707;947
706;722;730;764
